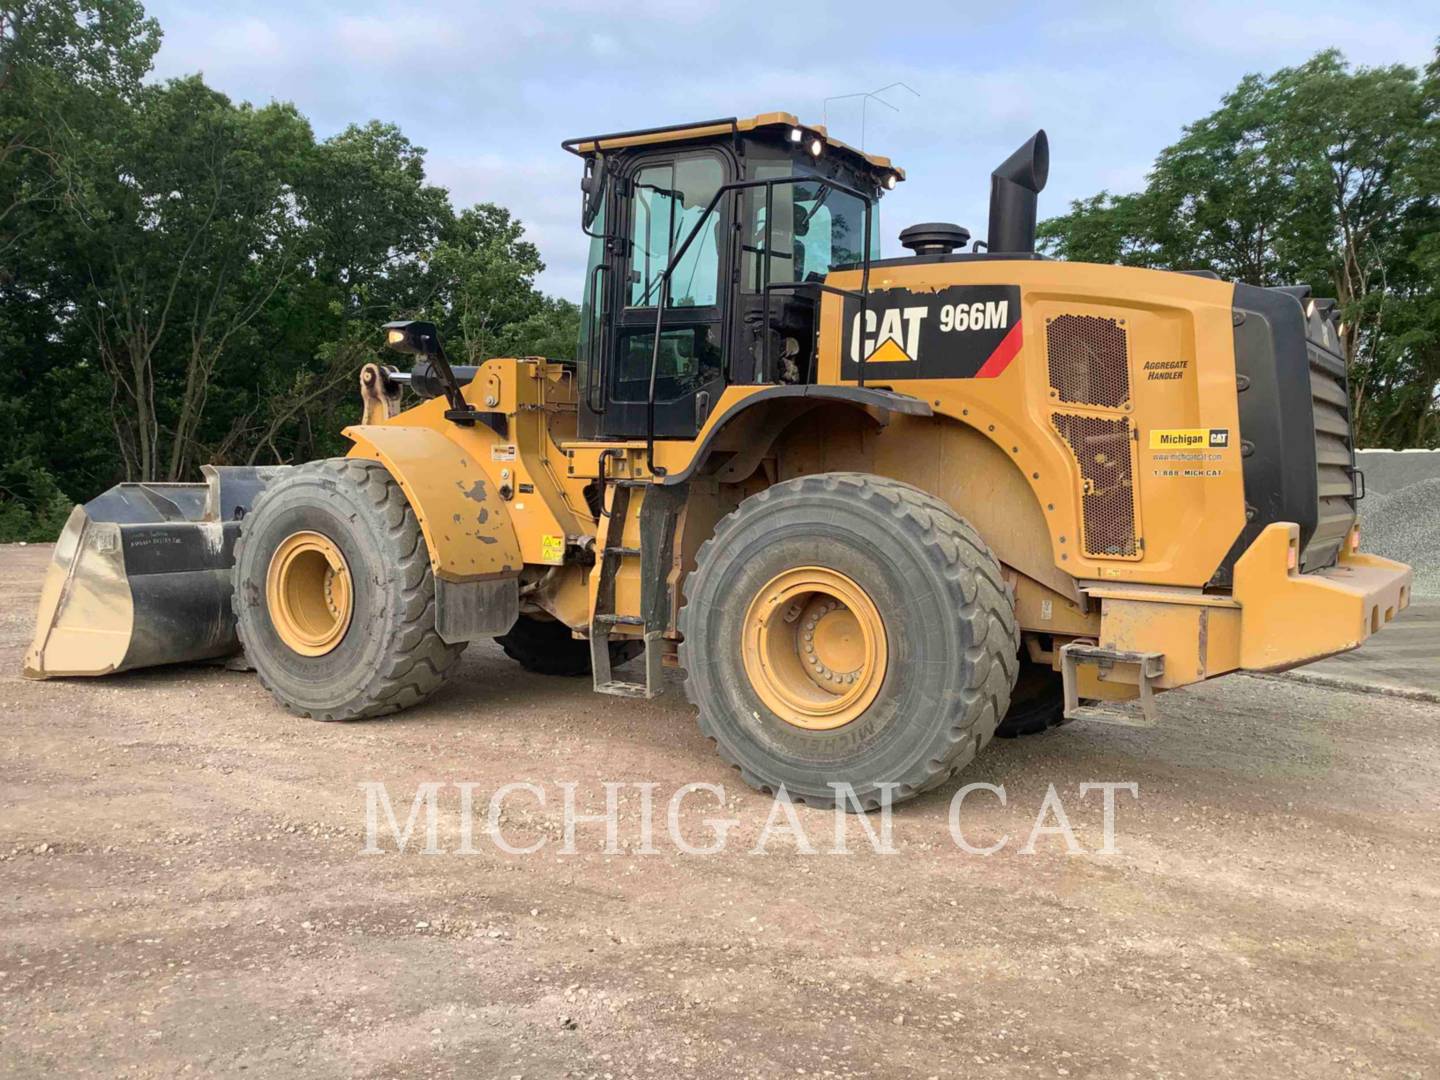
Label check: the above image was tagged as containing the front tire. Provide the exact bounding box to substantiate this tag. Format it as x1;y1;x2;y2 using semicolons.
233;458;466;720
679;473;1019;810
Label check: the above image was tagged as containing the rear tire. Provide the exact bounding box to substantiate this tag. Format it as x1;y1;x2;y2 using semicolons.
679;473;1019;810
233;458;465;720
496;614;642;676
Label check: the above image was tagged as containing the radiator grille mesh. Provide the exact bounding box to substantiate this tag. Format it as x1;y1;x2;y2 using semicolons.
1047;314;1130;408
1051;413;1139;558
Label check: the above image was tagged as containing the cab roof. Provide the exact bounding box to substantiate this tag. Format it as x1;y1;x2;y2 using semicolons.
561;111;904;180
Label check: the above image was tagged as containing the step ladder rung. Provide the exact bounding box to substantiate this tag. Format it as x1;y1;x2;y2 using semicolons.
595;680;651;699
590;479;676;701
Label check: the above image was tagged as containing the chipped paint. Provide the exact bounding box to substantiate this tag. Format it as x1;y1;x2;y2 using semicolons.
343;425;522;583
196;521;226;556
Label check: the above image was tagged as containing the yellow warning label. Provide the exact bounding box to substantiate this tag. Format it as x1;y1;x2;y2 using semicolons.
1148;428;1230;450
539;534;565;565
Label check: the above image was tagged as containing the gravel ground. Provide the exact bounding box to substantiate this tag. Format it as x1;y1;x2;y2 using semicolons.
1359;476;1440;596
3;542;1440;1078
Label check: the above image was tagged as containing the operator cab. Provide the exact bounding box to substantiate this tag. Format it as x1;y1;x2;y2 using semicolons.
563;113;903;440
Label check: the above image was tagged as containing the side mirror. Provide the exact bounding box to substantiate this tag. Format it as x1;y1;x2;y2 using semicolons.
383;320;442;357
581;152;607;228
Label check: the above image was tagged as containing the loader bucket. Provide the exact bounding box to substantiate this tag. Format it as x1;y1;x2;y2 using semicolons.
23;466;285;679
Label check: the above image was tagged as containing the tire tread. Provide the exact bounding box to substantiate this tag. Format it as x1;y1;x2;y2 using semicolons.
233;458;464;721
678;472;1020;809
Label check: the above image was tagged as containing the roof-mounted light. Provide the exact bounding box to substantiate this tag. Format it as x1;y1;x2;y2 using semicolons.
807;135;823;157
789;126;804;144
883;171;899;190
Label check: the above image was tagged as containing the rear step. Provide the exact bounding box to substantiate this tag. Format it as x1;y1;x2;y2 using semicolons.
1060;642;1164;728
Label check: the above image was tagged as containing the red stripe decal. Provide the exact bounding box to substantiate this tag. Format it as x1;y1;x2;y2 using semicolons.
974;320;1023;378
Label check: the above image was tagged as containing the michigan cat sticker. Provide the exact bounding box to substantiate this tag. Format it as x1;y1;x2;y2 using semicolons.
841;285;1022;380
1148;428;1230;449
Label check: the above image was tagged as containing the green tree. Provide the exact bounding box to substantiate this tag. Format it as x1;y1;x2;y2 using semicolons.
1;1;162;537
1039;48;1440;447
0;0;160;264
216;121;452;467
0;0;588;539
60;76;313;480
423;203;549;362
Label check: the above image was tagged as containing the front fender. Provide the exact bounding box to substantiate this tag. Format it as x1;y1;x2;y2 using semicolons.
344;424;522;582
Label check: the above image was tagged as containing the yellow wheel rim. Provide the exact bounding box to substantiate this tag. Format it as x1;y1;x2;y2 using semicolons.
741;566;888;731
265;531;354;656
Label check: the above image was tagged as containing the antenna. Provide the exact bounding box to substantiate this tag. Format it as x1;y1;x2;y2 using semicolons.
822;82;920;151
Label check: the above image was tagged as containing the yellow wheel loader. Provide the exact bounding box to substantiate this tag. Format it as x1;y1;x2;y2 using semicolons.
26;113;1413;809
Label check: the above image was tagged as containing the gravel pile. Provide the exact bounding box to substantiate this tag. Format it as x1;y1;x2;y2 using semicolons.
1358;476;1440;596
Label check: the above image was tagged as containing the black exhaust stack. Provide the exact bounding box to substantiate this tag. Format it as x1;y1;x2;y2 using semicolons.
986;130;1049;254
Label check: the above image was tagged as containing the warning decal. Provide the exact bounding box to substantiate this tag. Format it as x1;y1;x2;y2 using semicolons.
539;534;566;565
841;284;1023;381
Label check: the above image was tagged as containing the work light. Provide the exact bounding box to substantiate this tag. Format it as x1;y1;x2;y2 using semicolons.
382;320;440;357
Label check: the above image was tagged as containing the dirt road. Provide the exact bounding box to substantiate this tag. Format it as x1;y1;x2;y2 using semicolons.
3;542;1438;1078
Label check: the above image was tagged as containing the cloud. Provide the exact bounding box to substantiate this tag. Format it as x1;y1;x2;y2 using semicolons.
141;0;1437;298
1167;3;1433;68
425;152;585;293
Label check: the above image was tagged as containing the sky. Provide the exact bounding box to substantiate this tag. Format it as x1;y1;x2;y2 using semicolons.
144;0;1436;301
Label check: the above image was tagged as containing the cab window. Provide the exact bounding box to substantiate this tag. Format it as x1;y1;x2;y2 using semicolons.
742;175;876;290
627;156;724;308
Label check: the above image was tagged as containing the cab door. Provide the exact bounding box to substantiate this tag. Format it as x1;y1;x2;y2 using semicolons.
597;148;732;439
